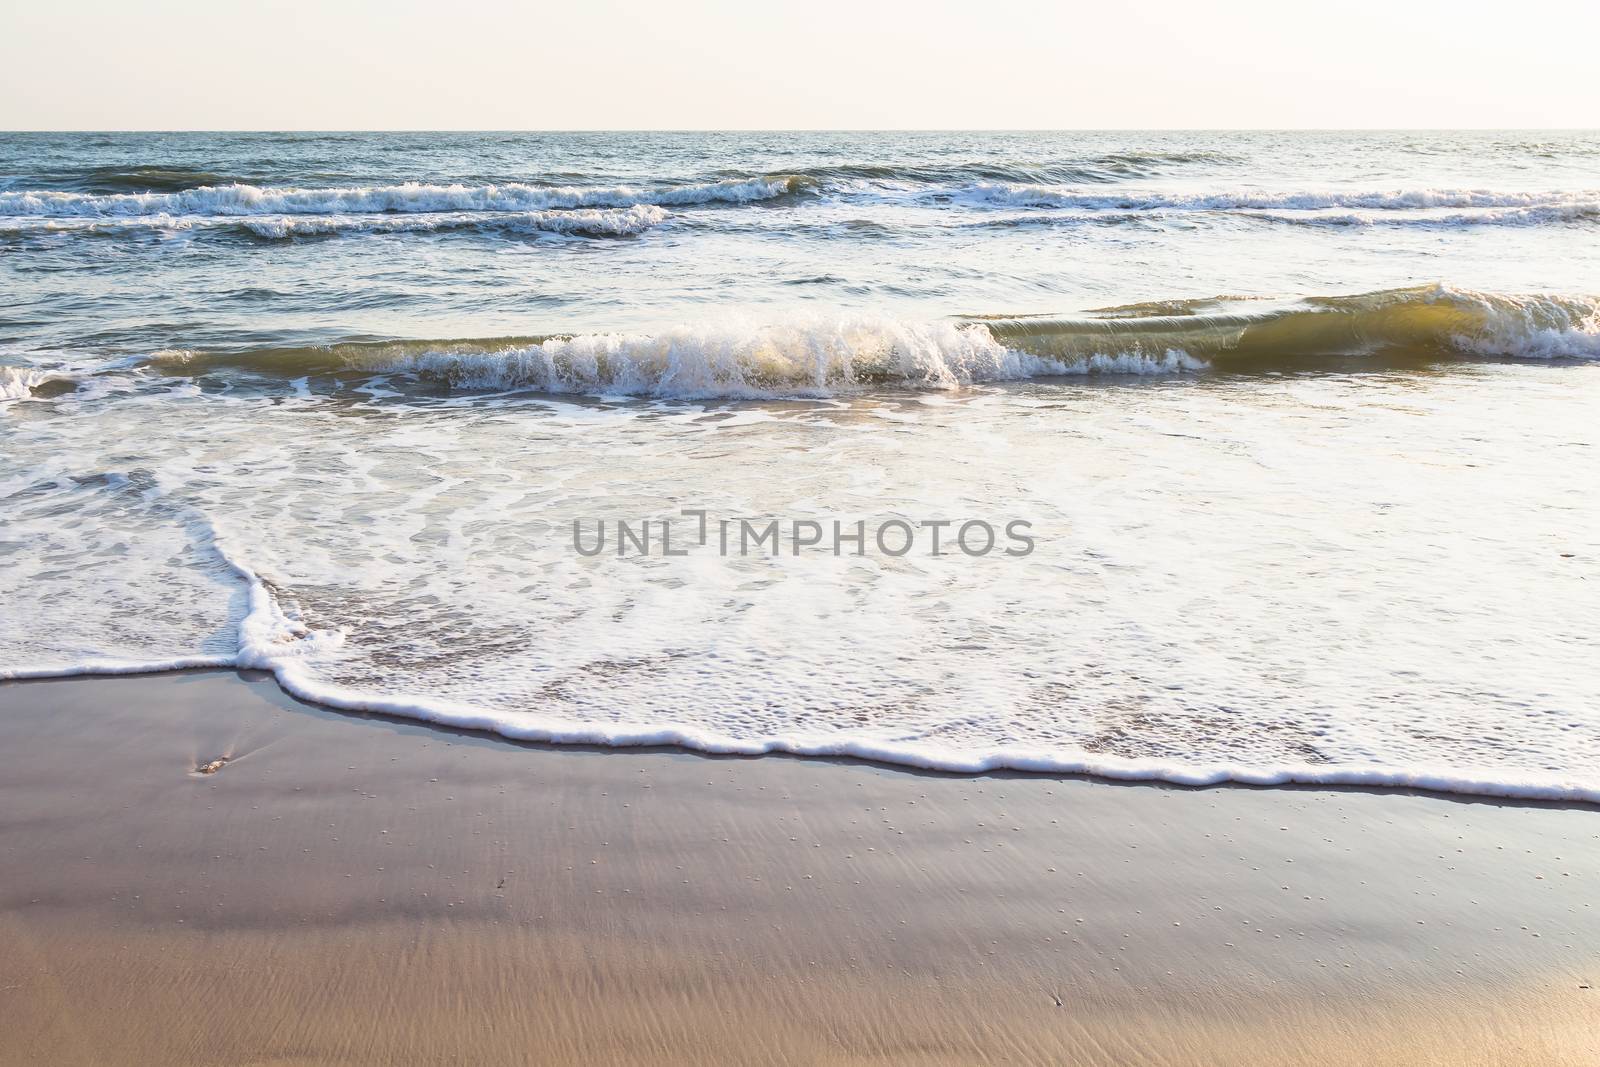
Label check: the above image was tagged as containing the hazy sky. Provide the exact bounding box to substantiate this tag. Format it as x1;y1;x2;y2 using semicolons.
3;0;1596;130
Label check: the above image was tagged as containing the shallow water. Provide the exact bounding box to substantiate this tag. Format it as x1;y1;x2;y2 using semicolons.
2;132;1598;799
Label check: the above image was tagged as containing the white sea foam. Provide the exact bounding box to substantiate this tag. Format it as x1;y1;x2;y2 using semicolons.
10;590;1600;806
239;205;668;239
352;320;1209;398
176;661;1600;806
0;207;668;240
6;497;1597;807
1;504;342;679
6;360;1600;804
1;367;44;400
1237;205;1600;228
1442;289;1600;359
0;214;199;236
1;366;56;400
0;177;801;218
964;183;1600;213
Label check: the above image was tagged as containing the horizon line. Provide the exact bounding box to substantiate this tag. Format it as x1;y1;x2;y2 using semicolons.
3;127;1598;135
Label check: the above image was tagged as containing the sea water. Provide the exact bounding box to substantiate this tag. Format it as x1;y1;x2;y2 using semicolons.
2;131;1597;799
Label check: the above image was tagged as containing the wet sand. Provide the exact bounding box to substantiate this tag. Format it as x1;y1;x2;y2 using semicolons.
1;671;1596;1065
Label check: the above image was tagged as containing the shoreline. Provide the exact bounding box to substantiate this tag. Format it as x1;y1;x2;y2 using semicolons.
5;665;1596;807
2;670;1596;1065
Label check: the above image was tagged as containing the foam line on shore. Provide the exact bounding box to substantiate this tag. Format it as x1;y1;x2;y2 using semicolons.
7;612;1597;806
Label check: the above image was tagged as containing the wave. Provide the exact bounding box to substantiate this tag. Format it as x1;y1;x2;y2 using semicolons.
762;151;1238;187
74;166;257;193
962;183;1600;213
986;286;1600;365
12;180;1586;221
238;205;668;239
1235;205;1600;228
124;287;1600;400
0;205;669;241
973;205;1600;231
0;214;201;239
145;320;1095;399
1;366;53;400
4;153;1228;203
0;176;807;219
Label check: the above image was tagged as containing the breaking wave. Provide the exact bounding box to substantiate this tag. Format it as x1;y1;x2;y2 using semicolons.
146;320;1094;399
0;176;807;218
1;366;55;400
962;183;1600;214
1235;205;1600;228
985;286;1600;365
0;205;669;241
238;205;668;239
123;287;1600;401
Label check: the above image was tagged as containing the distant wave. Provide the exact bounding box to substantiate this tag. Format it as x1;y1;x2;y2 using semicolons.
10;174;1597;246
972;204;1600;231
238;205;668;239
0;205;670;241
0;176;807;218
1235;205;1600;228
7;153;1230;200
72;166;259;193
118;286;1598;401
961;183;1600;213
758;151;1239;187
11;179;1585;221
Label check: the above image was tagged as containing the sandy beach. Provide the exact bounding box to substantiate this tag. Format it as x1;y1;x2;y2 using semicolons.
1;671;1594;1065
6;15;1600;1061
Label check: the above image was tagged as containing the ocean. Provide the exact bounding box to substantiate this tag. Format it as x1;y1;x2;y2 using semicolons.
2;130;1597;801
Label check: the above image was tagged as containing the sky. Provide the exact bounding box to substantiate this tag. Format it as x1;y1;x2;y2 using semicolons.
2;0;1596;130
